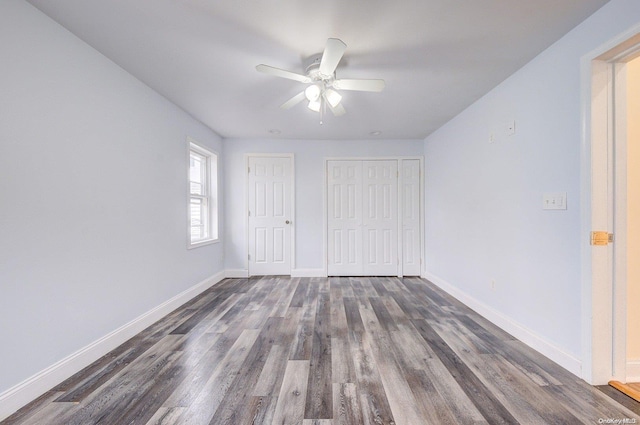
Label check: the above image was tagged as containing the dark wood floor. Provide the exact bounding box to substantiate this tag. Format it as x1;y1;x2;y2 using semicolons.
3;276;639;424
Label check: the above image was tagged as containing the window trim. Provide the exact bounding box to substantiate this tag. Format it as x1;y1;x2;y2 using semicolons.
187;138;219;249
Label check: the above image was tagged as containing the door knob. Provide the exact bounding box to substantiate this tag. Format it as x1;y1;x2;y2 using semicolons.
285;220;290;224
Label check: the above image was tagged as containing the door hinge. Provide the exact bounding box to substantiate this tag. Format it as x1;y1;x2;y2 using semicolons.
248;167;250;174
591;231;614;246
248;210;251;216
248;254;251;260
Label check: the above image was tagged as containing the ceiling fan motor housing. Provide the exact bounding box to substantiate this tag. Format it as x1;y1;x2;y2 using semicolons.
304;53;336;82
304;53;323;75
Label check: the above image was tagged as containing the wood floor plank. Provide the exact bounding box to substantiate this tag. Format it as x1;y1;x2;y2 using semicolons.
331;336;356;384
207;316;283;425
484;354;580;424
162;338;228;408
332;383;363;425
0;391;66;425
338;277;355;298
405;368;459;425
329;282;348;339
450;312;562;386
368;297;399;332
46;335;186;425
144;406;185;425
253;344;288;396
289;283;318;360
304;292;333;419
176;329;260;424
348;330;395;425
387;322;437;370
342;297;365;334
271;360;310;425
270;277;299;317
544;379;640;422
359;306;424;425
420;357;488;424
289;278;310;308
243;396;277;425
411;318;520;424
5;277;640;425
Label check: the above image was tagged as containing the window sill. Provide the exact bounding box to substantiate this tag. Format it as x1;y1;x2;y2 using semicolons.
187;238;220;250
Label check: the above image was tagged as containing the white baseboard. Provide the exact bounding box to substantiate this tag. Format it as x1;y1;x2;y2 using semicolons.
0;270;225;421
422;271;582;378
225;269;326;278
627;359;640;382
291;268;326;277
225;269;249;278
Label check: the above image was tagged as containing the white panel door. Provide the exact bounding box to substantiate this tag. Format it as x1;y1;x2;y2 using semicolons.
248;156;292;275
327;160;400;276
401;159;421;276
362;160;398;275
327;161;363;276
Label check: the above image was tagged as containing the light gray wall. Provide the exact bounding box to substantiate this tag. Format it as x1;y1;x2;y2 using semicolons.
0;0;224;393
423;0;640;363
223;139;423;273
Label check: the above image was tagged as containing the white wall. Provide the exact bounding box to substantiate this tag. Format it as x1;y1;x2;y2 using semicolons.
0;0;224;399
423;0;640;376
223;139;423;274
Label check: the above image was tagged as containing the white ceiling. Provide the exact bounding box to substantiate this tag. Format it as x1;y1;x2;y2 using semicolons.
26;0;609;140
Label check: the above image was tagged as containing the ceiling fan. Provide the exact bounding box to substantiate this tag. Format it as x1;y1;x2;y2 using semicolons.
256;38;385;120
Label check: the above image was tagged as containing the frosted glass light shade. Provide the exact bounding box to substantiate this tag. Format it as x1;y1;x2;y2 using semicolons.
308;99;321;112
324;89;342;107
305;84;321;102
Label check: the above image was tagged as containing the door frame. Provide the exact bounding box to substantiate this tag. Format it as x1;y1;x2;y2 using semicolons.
323;156;424;277
245;153;295;276
581;27;640;385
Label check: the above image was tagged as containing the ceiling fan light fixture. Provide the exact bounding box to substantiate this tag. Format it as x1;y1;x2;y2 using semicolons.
305;84;321;102
308;99;321;112
257;38;385;120
324;89;342;108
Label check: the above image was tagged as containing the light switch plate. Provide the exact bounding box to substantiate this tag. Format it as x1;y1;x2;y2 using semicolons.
543;192;567;210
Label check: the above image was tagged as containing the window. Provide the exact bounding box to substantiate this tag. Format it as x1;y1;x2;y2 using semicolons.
188;140;218;247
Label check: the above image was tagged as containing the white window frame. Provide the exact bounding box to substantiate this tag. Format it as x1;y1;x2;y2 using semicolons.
188;138;218;248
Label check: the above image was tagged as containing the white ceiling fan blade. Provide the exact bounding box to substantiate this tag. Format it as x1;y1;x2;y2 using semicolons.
280;91;306;109
327;100;346;116
256;64;311;83
333;78;385;92
319;38;347;77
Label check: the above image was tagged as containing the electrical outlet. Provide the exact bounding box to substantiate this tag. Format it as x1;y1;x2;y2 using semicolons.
507;120;516;136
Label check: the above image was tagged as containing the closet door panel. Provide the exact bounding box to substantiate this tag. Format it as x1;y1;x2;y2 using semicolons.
362;160;398;276
402;159;421;276
327;161;363;276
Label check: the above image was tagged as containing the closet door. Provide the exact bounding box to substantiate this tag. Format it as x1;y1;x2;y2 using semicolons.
401;159;421;276
327;160;399;276
327;161;363;275
362;160;399;275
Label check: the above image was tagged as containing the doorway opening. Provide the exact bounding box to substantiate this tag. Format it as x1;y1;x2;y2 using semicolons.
585;30;640;387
